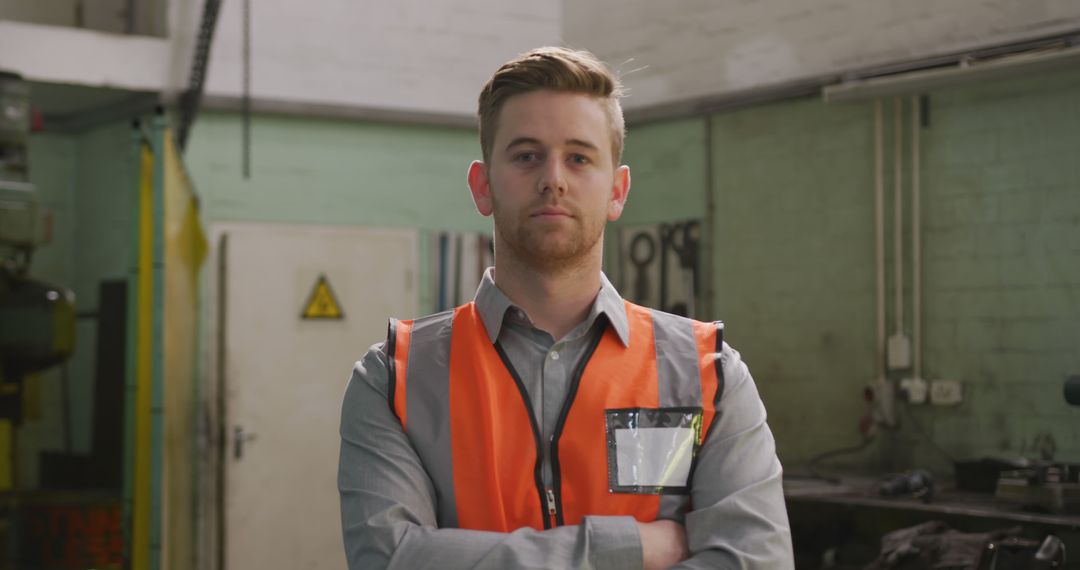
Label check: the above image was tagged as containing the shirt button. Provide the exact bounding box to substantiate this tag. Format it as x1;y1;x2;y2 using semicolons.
550;351;560;361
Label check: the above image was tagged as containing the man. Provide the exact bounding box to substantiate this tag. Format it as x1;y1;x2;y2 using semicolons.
339;47;793;569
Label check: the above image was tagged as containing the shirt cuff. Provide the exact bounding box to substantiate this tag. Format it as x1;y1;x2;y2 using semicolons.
584;515;643;570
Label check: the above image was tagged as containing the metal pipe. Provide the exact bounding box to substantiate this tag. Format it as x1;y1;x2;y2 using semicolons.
874;100;886;378
702;114;715;319
215;232;228;570
121;121;144;570
893;97;903;334
911;95;922;379
148;113;166;570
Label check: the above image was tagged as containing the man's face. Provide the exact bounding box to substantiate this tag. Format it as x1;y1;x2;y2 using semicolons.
468;90;630;272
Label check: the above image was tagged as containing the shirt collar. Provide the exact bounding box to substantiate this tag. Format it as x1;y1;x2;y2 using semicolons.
473;267;630;347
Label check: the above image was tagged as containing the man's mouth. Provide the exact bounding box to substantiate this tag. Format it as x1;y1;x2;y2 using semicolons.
531;206;572;218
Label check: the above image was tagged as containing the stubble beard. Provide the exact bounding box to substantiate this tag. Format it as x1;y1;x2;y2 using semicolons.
491;199;605;274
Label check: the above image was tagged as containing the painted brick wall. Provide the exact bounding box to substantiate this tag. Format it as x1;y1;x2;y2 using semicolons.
69;122;137;457
901;69;1080;470
185;112;485;231
565;0;1080;111
193;0;561;115
615;117;707;227
25;68;1075;489
708;99;879;468
184;111;491;315
12;0;1080;119
618;67;1080;473
18;123;135;487
2;0;560;117
20;133;78;488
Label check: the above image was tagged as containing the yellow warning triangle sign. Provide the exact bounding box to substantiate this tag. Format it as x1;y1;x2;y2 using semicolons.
301;275;344;319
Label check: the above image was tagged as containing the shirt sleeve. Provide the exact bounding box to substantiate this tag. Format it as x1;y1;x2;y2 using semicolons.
672;342;795;569
338;343;644;570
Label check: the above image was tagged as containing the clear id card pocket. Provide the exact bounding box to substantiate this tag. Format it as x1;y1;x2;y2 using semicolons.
605;407;703;494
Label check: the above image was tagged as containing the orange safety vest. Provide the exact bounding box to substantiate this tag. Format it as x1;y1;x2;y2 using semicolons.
386;300;723;532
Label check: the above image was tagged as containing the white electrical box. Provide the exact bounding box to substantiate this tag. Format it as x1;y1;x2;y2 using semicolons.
930;379;963;406
887;333;911;370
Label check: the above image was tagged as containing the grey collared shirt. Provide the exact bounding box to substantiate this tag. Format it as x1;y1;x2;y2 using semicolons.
473;268;631;493
339;269;793;569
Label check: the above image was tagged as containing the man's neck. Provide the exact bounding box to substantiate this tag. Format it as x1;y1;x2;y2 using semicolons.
493;253;602;342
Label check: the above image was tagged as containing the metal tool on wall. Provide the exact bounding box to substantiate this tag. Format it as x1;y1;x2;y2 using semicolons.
434;231;494;312
619;220;702;317
659;221;701;318
628;231;655;304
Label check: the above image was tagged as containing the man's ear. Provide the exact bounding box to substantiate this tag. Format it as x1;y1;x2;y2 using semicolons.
607;165;631;221
467;160;494;217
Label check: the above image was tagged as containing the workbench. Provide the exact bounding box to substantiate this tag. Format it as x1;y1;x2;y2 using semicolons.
785;476;1080;569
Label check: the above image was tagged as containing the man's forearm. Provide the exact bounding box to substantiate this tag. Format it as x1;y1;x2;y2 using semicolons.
674;345;794;568
342;504;640;570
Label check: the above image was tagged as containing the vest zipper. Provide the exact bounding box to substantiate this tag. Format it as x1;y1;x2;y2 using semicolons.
545;487;558;527
493;342;552;530
548;331;605;527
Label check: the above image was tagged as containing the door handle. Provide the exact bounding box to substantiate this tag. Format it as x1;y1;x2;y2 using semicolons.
234;425;257;460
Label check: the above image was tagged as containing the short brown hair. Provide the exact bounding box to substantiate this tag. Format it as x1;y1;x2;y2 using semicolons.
477;46;625;164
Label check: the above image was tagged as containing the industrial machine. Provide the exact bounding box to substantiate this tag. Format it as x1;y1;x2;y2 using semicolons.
0;72;89;569
0;71;76;430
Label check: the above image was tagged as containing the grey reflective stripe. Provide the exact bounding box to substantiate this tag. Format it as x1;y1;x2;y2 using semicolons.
658;494;691;523
403;310;459;528
650;310;702;408
651;310;705;517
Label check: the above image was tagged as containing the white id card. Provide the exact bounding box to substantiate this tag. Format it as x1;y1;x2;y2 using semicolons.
605;408;703;494
614;427;695;487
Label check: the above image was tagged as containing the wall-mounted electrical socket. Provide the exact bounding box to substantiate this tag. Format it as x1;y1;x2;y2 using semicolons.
930;379;963;406
899;377;928;404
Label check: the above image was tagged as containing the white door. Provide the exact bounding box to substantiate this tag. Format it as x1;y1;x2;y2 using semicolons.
215;222;417;570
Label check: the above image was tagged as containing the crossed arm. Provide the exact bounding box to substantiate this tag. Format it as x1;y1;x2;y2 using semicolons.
338;343;793;569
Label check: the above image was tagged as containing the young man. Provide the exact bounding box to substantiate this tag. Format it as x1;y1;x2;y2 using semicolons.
339;47;793;569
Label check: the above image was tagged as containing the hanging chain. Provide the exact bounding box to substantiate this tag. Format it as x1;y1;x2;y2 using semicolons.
176;0;222;152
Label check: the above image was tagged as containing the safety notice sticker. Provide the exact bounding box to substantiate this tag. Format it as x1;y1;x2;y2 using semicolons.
301;275;344;320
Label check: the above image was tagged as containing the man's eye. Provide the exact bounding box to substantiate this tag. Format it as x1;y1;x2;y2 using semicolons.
570;154;590;165
515;152;539;163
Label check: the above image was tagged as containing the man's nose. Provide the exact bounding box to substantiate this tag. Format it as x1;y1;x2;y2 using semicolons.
538;157;567;195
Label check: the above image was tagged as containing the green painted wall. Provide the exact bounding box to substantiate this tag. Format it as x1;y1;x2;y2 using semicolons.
709;98;879;471
902;69;1080;471
182;68;1080;479
185;112;485;231
70;122;137;459
25;133;76;288
617;118;707;225
18;121;135;487
20;132;77;487
603;118;708;304
185;112;489;314
614;68;1080;476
